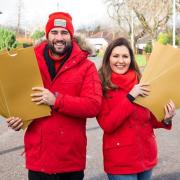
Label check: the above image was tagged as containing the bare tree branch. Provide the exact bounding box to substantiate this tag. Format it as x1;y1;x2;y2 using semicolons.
104;0;173;47
127;0;172;39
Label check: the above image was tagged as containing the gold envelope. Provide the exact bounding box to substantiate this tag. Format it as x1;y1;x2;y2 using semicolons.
0;50;9;116
0;47;24;116
0;47;51;127
135;43;180;121
141;43;180;83
0;81;7;116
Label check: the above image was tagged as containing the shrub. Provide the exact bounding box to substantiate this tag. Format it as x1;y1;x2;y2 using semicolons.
157;32;171;45
144;42;152;53
0;28;17;51
31;30;45;41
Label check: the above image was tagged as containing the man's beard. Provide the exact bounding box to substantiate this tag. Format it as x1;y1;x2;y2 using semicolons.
48;40;72;56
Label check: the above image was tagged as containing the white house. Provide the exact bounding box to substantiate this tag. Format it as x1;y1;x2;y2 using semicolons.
86;37;108;52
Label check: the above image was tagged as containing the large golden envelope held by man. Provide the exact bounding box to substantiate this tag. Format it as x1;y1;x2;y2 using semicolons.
135;43;180;121
0;47;51;128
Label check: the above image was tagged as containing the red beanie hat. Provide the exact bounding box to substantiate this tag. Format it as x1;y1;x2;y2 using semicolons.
45;12;74;38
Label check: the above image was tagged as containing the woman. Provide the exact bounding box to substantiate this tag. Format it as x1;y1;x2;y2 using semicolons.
97;37;176;180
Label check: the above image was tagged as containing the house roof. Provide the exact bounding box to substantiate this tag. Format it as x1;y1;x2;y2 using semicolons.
86;37;108;46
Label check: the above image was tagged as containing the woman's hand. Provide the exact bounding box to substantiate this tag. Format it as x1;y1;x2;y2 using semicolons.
164;100;176;121
6;117;23;131
31;87;56;106
129;83;150;99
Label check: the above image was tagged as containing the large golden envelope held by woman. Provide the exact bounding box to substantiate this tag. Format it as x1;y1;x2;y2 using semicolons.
135;43;180;121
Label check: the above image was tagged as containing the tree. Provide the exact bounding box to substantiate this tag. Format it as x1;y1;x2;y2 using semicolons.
157;32;171;45
144;42;152;53
105;0;149;48
105;0;172;43
128;0;172;41
31;30;45;41
77;24;105;37
0;28;17;51
157;29;180;46
16;0;24;35
177;0;180;11
105;0;130;33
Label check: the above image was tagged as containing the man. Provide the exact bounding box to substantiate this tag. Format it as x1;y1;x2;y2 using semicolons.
7;12;102;180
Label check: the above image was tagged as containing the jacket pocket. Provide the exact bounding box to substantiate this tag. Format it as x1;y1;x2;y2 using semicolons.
103;137;137;167
24;122;43;161
103;136;134;150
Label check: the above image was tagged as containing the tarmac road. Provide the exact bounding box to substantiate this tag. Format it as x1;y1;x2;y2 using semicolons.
0;110;180;180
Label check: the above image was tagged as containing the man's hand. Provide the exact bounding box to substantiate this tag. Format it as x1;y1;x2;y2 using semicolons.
31;87;56;106
6;117;23;131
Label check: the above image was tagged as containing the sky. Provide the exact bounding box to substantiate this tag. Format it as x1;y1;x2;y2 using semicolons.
0;0;109;31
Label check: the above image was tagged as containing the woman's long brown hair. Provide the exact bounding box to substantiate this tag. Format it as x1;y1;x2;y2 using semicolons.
99;37;141;95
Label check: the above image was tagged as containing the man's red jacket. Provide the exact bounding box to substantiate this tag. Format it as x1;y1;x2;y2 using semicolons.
24;40;102;174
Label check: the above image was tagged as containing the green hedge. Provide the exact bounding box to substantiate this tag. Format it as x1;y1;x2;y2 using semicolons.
0;28;17;51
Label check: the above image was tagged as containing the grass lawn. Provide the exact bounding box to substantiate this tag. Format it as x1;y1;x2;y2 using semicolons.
135;54;148;67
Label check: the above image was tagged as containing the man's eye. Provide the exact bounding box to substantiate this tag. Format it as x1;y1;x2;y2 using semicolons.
51;31;57;34
62;31;69;35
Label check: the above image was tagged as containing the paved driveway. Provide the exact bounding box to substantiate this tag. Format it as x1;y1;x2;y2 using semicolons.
1;110;180;180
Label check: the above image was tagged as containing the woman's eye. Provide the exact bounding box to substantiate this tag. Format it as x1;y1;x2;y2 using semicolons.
113;55;119;58
123;55;128;58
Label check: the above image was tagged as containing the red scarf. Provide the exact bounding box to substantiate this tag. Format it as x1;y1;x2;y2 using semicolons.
111;70;138;92
48;50;66;72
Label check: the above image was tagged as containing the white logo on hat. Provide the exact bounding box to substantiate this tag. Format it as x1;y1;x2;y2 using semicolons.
54;19;66;27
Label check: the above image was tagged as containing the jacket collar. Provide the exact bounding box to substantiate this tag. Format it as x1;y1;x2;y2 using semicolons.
35;40;89;83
